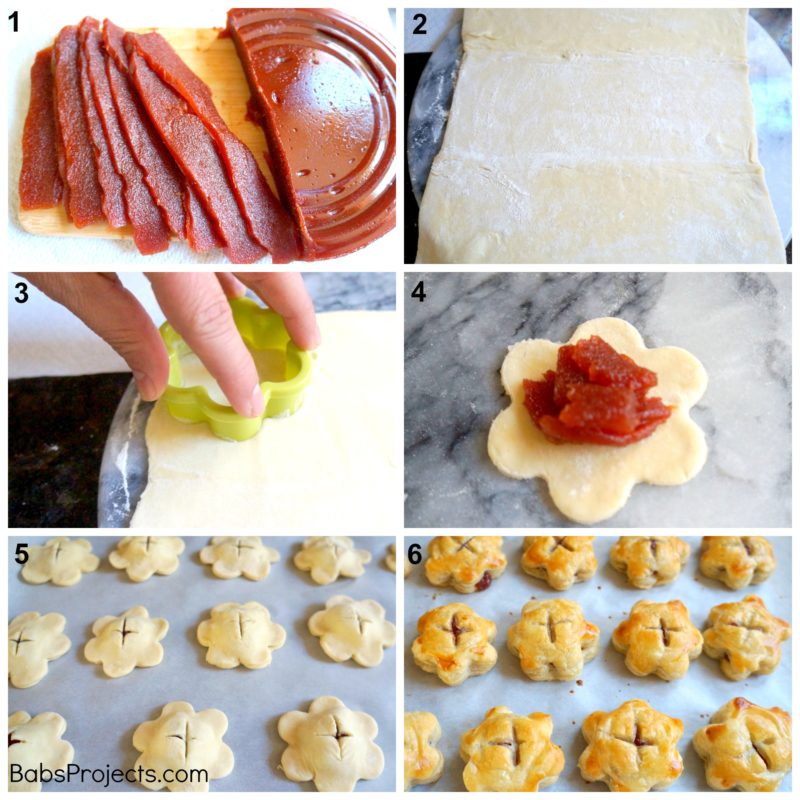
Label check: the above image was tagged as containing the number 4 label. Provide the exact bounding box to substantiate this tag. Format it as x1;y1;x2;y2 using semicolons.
411;281;426;302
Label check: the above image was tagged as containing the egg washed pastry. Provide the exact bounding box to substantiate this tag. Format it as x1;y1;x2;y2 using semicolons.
8;711;74;792
702;594;791;680
412;603;497;686
612;599;702;681
278;696;384;791
385;543;412;577
308;595;396;668
693;697;792;791
8;612;70;689
199;536;280;580
578;699;684;791
520;536;597;590
404;711;444;790
609;535;690;588
507;599;599;681
460;706;564;791
424;536;507;593
293;536;371;584
699;536;776;589
108;536;184;582
21;537;99;586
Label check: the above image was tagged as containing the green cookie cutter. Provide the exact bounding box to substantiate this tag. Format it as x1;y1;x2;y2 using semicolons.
160;297;312;441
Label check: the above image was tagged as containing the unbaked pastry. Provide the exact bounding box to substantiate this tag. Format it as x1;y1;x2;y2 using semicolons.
8;711;74;792
108;536;185;582
412;603;497;686
489;319;708;524
692;697;792;791
611;599;702;681
385;543;411;578
702;595;791;680
578;699;684;791
507;599;599;681
610;535;691;589
308;595;396;667
8;612;70;689
424;536;506;593
278;696;384;791
133;701;234;791
460;706;564;791
520;536;597;590
293;537;371;585
199;536;280;581
699;536;776;589
196;602;286;670
404;711;444;790
20;537;99;586
84;606;168;678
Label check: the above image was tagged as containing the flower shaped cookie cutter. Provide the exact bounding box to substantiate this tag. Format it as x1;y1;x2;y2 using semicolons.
160;297;312;441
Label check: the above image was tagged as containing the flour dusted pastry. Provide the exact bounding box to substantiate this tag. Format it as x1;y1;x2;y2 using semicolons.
294;536;371;584
196;602;285;670
8;612;70;689
693;697;792;791
460;706;564;791
702;595;791;680
84;607;168;678
424;536;506;593
133;701;234;791
611;599;702;681
699;536;776;589
507;599;599;681
199;536;279;581
385;543;411;578
108;536;184;582
8;711;74;792
520;536;597;590
308;595;395;667
610;535;690;589
404;711;444;790
578;699;684;791
278;696;384;791
20;537;99;586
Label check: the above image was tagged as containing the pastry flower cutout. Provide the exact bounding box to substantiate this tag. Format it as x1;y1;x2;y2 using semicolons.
199;536;280;581
21;537;99;586
404;711;444;790
385;543;411;578
109;536;185;582
488;318;708;524
8;710;74;792
294;537;371;585
8;612;71;689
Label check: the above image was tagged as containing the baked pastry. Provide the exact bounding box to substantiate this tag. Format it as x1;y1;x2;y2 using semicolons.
199;536;280;580
308;595;396;667
702;595;791;680
8;711;74;791
8;612;70;689
507;599;599;681
412;603;497;686
578;699;684;791
278;696;384;791
20;537;99;586
108;536;185;582
424;536;506;592
520;536;597;590
133;701;234;791
84;606;168;678
609;536;690;588
293;536;371;584
460;706;564;791
699;536;776;589
385;543;411;578
404;711;444;790
611;599;703;681
693;697;792;791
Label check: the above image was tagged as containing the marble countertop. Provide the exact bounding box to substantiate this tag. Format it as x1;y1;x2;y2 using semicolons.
404;272;791;528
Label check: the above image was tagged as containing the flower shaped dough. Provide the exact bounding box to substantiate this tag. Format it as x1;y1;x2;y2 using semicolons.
293;537;371;585
84;606;168;678
488;318;708;524
8;612;70;689
133;701;234;792
197;602;286;669
199;536;279;581
424;536;507;593
699;536;776;589
8;711;74;792
404;711;444;790
21;537;99;586
610;535;690;589
520;536;597;590
278;696;384;791
308;595;396;667
109;536;185;582
385;543;411;578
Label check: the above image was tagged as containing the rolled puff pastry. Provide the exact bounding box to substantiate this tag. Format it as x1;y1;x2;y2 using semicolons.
8;710;74;791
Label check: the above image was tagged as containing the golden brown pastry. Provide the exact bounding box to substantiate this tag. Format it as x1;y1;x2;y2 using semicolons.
699;536;776;589
520;536;597;590
424;536;506;593
609;536;690;589
404;711;444;791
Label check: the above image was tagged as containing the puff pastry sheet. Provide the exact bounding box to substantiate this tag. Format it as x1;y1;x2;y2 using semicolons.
417;9;784;264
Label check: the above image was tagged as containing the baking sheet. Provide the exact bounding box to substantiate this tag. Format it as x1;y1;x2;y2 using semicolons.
9;535;397;792
403;535;792;792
